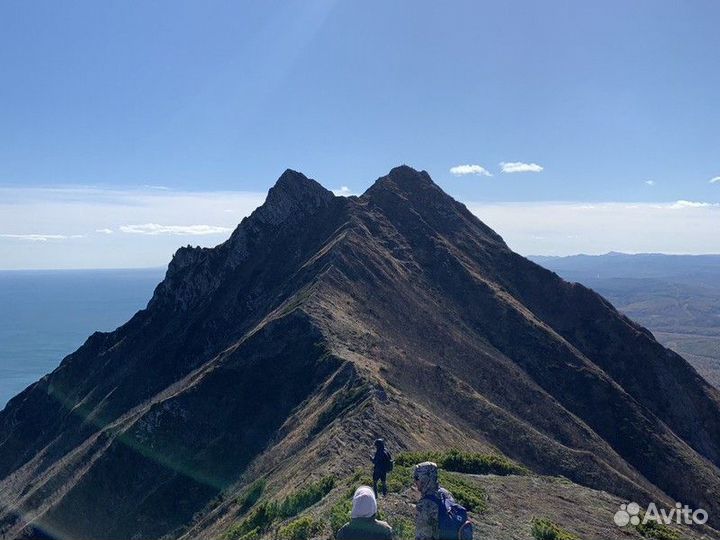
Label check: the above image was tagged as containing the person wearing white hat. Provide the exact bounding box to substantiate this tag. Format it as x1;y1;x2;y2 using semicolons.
336;485;393;540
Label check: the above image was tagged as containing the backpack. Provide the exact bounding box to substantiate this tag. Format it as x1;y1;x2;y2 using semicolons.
383;450;394;472
424;488;473;540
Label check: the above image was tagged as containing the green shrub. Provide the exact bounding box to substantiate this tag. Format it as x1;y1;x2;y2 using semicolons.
388;517;415;540
347;469;373;488
396;449;527;476
223;524;245;540
636;519;679;540
395;451;444;467
438;472;487;513
279;516;324;540
229;527;260;540
228;502;279;538
530;518;578;540
226;477;334;539
329;498;353;533
238;480;266;513
386;465;414;493
345;465;412;495
277;476;335;518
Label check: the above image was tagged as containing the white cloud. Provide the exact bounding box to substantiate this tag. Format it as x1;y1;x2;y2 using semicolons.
119;223;232;236
450;164;492;177
96;228;114;234
644;180;655;186
332;186;354;196
2;183;719;268
0;186;265;269
669;200;716;209
466;200;720;256
710;176;720;184
500;162;544;173
0;234;71;242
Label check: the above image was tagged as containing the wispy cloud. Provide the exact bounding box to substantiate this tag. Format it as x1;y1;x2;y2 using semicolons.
710;176;720;184
644;180;655;186
500;162;544;173
119;224;232;236
3;182;719;269
467;200;720;256
332;186;354;196
0;186;265;269
0;233;83;241
669;200;717;209
450;164;492;177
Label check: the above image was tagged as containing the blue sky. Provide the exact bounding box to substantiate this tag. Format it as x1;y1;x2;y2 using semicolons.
1;1;719;268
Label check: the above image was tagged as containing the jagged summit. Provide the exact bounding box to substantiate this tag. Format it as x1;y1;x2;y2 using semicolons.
272;168;332;199
257;169;334;226
1;167;719;540
379;164;435;185
362;165;508;250
364;164;438;198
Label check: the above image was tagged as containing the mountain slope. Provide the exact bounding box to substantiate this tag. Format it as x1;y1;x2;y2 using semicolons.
1;166;719;540
529;252;720;390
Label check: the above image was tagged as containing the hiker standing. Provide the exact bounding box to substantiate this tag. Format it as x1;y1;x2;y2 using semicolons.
413;461;473;540
336;485;393;540
372;438;393;497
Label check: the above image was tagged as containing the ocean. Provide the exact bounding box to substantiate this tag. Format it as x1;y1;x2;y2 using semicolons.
0;268;166;409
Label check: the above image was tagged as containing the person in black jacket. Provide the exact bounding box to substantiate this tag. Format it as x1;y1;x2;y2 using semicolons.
372;438;393;497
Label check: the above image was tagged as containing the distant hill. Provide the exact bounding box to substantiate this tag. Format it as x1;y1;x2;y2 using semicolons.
531;253;720;389
1;168;719;540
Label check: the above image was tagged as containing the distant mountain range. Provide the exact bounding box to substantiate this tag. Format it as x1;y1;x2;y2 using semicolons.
531;253;720;389
1;167;719;540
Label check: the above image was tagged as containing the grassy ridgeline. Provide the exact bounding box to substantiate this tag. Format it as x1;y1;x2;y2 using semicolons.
226;450;516;540
395;449;528;476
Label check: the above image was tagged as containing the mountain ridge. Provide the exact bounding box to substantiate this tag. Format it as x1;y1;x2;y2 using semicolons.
1;166;719;540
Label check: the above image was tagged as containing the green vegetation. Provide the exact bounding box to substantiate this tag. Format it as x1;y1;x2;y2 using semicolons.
438;471;487;513
387;465;414;492
228;528;260;540
388;517;415;540
347;469;373;486
227;458;491;540
344;465;413;495
530;518;577;540
329;497;352;534
278;516;325;540
224;502;277;540
277;477;335;518
224;477;335;540
238;480;266;513
635;519;679;540
530;518;578;540
396;449;527;476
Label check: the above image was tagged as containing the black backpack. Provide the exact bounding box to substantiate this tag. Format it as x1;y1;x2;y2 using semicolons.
383;450;394;472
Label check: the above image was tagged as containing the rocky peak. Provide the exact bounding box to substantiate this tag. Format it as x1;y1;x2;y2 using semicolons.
361;165;506;246
365;165;437;196
255;169;335;226
362;165;453;211
166;244;207;277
